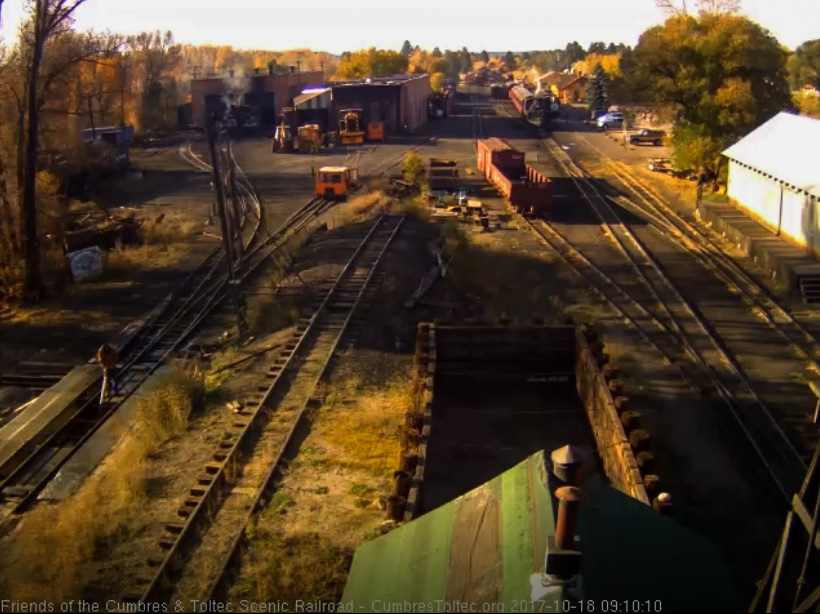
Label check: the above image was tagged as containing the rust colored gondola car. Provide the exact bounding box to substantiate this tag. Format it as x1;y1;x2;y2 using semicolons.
476;138;551;217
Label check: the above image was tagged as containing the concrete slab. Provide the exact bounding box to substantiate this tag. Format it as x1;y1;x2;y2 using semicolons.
39;366;172;501
697;200;820;290
0;365;100;479
0;297;171;483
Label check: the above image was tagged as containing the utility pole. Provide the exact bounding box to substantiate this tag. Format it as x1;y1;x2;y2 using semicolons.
207;116;246;340
120;56;128;128
227;138;243;262
87;97;97;140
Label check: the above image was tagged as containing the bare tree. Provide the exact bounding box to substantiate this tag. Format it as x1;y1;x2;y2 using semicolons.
127;31;181;130
655;0;740;15
655;0;689;16
17;0;120;299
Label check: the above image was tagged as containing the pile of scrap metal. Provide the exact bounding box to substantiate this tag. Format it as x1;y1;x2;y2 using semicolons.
428;158;459;192
64;209;143;252
50;140;130;201
388;175;418;198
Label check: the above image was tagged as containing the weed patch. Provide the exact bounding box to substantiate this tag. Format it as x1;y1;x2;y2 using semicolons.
0;362;204;601
323;378;412;475
235;530;352;602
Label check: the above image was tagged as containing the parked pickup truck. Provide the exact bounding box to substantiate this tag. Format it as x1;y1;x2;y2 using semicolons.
630;129;666;146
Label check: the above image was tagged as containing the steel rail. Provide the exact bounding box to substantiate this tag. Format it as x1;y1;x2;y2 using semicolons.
495;99;806;497
587;147;820;375
0;133;266;528
119;214;403;604
542;134;804;500
203;215;404;604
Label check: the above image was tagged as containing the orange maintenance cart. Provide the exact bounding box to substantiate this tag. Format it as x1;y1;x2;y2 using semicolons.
316;166;359;199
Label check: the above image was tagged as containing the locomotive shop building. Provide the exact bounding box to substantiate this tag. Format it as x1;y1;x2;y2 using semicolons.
723;112;820;257
190;71;430;135
327;73;430;134
189;68;324;127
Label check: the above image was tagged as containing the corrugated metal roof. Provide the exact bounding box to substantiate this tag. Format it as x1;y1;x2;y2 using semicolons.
723;112;820;197
343;450;739;612
293;88;330;107
343;451;555;610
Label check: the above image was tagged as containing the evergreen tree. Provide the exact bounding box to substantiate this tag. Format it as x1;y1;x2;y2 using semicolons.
503;51;516;71
459;49;471;73
431;47;442;58
586;62;609;112
401;40;413;56
480;49;490;63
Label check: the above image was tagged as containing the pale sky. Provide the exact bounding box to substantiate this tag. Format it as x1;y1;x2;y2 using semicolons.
0;0;815;54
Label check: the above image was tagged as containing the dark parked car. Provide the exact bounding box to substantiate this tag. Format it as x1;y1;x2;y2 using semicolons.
630;129;666;146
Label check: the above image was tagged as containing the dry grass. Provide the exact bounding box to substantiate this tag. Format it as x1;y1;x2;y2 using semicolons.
233;373;419;601
68;200;101;213
135;363;205;448
445;227;588;323
142;215;201;245
0;363;204;601
322;377;412;476
236;529;352;603
333;190;393;227
397;196;432;222
104;214;202;271
248;297;300;336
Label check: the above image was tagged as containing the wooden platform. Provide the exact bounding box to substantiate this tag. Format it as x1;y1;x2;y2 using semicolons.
697;200;820;291
0;296;171;483
0;364;100;480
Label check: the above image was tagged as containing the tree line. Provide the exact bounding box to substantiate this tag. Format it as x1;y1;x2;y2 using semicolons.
0;0;818;303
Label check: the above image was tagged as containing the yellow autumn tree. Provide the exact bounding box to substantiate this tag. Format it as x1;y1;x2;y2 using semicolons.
430;72;446;91
334;48;409;80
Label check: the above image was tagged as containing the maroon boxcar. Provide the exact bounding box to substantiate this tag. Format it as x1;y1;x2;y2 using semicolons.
476;138;551;217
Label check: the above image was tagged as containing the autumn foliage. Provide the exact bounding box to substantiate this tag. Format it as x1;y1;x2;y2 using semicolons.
626;13;793;175
333;48;408;81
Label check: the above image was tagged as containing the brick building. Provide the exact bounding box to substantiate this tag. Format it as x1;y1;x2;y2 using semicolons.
189;69;324;127
328;74;430;134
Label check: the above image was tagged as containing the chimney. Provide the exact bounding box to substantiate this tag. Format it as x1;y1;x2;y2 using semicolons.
545;485;581;579
254;68;260;76
268;63;274;76
289;66;296;74
554;486;580;550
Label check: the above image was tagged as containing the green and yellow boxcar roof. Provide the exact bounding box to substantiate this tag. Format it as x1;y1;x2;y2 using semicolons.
342;450;739;613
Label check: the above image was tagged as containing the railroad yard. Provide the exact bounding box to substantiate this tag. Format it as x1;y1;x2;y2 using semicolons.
2;84;820;609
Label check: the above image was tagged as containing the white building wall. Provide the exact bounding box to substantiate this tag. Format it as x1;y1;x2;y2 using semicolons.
727;160;820;254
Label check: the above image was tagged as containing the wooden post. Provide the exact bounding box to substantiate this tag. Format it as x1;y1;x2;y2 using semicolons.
810;381;820;424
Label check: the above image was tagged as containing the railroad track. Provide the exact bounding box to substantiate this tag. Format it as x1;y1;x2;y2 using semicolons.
543;134;804;499
472;95;485;141
576;136;820;375
120;213;405;606
0;130;429;533
0;130;272;529
490;99;810;499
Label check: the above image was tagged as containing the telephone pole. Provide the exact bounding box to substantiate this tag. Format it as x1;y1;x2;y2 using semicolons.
227;139;243;262
207;116;246;339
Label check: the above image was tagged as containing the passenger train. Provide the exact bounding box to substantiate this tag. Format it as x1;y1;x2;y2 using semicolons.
508;84;560;131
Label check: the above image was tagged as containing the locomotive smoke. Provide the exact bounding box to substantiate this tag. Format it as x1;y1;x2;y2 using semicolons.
531;67;543;95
